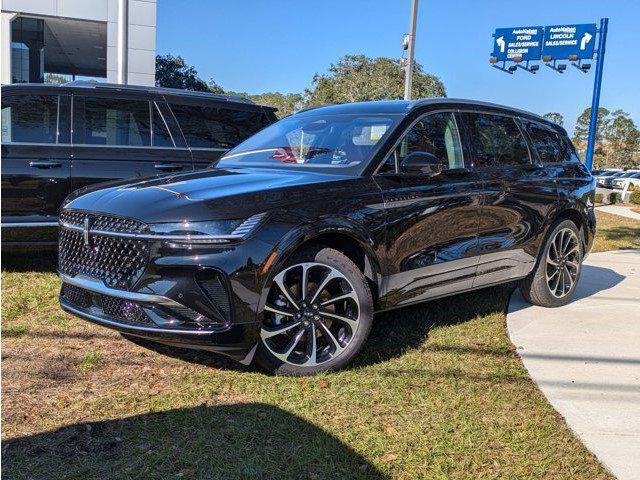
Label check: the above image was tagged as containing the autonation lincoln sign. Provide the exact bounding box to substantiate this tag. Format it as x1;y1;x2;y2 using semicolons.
492;23;597;61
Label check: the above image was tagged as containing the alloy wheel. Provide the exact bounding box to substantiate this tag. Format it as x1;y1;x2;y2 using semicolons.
545;228;580;298
261;262;360;367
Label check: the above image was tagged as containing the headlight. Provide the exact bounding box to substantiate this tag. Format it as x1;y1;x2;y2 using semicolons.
148;212;267;244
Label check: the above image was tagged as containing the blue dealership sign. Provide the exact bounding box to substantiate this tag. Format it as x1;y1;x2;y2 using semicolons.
493;26;543;61
542;24;597;60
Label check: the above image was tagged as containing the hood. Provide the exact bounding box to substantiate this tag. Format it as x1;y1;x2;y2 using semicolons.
63;167;356;223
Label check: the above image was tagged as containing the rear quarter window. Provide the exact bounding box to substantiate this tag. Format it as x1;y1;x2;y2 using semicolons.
523;120;580;164
170;103;271;149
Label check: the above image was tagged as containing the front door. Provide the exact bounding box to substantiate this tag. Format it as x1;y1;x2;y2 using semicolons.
71;95;193;192
374;111;483;309
1;93;72;244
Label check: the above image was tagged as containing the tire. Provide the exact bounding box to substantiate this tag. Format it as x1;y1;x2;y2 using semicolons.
519;219;583;307
254;245;374;376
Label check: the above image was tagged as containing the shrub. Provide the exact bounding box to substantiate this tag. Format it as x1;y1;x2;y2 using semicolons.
595;193;604;204
630;190;640;205
609;192;621;204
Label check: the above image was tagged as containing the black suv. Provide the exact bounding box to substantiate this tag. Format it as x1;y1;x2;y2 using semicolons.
57;99;595;375
1;81;277;247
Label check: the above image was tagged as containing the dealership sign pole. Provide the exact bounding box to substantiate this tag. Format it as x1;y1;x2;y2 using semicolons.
489;19;609;171
584;18;608;171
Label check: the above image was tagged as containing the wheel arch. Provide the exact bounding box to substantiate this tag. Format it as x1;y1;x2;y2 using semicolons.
258;220;383;310
547;206;592;254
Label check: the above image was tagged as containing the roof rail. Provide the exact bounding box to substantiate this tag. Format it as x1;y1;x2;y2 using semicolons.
61;80;258;105
409;97;547;122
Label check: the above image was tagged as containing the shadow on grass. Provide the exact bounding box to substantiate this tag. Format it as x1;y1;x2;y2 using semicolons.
352;284;516;368
1;251;57;273
598;225;640;244
3;403;385;480
120;334;255;374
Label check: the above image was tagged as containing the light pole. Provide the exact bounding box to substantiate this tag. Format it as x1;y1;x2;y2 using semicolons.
403;0;419;100
117;0;129;84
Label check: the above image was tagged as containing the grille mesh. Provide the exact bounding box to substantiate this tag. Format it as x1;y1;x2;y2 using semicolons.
198;276;231;320
58;211;150;290
100;296;153;326
60;284;92;308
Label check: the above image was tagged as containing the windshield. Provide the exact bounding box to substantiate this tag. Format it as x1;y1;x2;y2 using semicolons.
217;112;402;174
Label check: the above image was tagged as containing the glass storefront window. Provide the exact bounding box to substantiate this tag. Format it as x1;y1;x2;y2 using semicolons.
11;17;45;83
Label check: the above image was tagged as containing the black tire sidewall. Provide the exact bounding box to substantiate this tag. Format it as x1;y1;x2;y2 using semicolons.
255;245;373;376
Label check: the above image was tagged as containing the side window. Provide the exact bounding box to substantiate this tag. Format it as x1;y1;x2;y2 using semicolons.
1;94;58;143
152;102;174;147
81;97;151;146
462;113;530;168
524;120;576;164
389;112;464;173
170;103;268;149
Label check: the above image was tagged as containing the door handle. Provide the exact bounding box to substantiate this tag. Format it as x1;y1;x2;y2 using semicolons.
154;163;184;172
29;160;61;169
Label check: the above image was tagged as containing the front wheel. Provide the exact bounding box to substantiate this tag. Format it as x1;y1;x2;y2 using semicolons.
519;219;583;307
254;245;373;376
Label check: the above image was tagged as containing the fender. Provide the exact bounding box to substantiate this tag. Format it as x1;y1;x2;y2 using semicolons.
255;213;383;319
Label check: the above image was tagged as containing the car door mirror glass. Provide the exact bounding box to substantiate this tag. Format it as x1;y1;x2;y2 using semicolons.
400;152;443;175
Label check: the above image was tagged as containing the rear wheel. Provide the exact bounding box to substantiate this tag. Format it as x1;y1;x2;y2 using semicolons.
254;245;373;376
519;219;583;307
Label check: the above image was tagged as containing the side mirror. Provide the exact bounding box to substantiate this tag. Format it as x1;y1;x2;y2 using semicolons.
400;152;443;175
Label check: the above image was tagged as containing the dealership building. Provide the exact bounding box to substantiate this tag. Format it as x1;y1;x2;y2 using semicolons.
1;0;156;85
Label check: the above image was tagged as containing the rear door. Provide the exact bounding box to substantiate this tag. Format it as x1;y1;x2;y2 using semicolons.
168;101;274;170
71;94;193;192
458;112;558;288
374;110;483;307
1;92;72;244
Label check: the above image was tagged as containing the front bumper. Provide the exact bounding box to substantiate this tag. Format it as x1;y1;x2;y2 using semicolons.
58;273;262;361
56;216;296;361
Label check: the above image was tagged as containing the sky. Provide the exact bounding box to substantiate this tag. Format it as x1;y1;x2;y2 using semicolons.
157;0;640;135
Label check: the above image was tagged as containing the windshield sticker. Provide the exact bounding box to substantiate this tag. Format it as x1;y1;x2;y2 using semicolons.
370;125;388;141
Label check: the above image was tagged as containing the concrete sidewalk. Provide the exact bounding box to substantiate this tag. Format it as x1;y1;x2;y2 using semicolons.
596;204;640;221
507;250;640;480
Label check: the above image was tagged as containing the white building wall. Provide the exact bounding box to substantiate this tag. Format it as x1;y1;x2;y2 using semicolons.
1;0;155;85
106;0;156;86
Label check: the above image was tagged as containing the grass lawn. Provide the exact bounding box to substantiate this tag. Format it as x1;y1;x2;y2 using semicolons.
591;210;640;252
2;210;637;479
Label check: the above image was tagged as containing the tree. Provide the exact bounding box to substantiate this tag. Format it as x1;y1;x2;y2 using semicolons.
573;107;640;168
227;91;304;118
207;78;225;94
304;54;446;107
573;107;611;147
44;73;68;85
542;112;564;126
606;110;640;168
155;54;210;91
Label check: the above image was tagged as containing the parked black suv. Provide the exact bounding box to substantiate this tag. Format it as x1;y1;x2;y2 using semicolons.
1;81;277;247
58;99;595;375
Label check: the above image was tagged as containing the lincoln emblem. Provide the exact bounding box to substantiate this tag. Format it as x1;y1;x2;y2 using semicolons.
83;216;91;247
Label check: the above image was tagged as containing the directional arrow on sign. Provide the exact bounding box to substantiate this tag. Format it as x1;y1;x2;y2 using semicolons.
580;32;593;50
496;36;505;53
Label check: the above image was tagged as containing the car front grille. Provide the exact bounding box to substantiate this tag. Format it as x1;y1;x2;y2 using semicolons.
58;211;150;290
